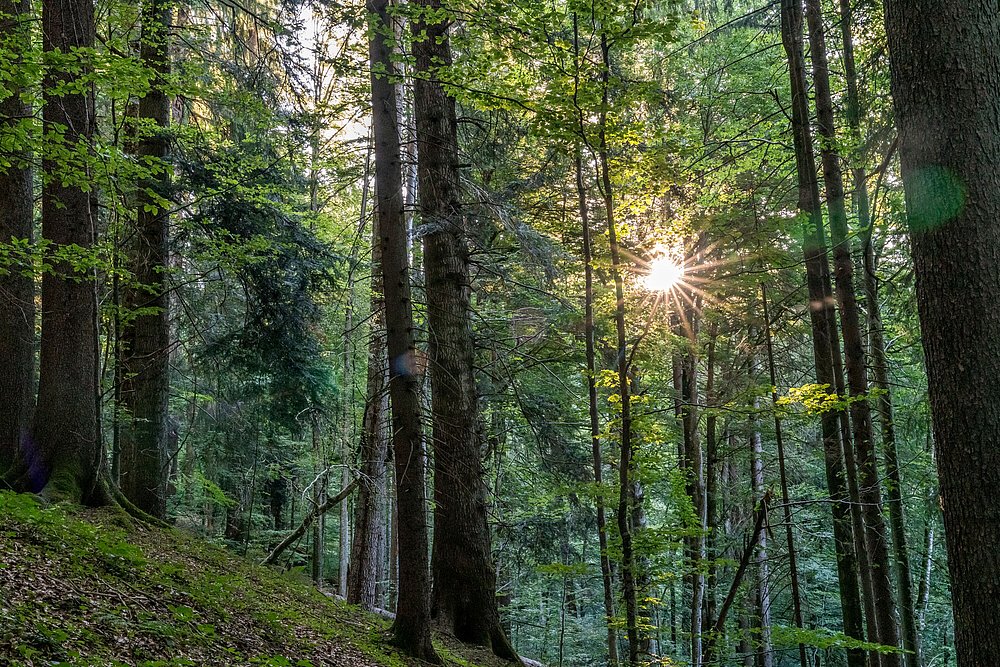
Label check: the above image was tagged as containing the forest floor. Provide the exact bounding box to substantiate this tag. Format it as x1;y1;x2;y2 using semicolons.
0;492;527;667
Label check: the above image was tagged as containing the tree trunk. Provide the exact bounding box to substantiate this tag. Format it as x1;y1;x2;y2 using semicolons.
348;217;390;610
33;0;103;503
750;399;773;667
845;0;918;655
885;2;1000;660
575;146;619;666
762;285;809;667
0;0;34;476
803;1;900;662
597;31;639;667
120;0;172;520
779;2;866;665
410;2;516;661
369;1;438;659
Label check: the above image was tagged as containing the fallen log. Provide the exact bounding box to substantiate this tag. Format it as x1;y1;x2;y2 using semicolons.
262;479;359;566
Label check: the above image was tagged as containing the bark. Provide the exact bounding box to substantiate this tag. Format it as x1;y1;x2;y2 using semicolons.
679;311;704;667
596;31;639;667
576;147;619;666
762;285;808;667
0;0;34;476
779;2;866;665
120;0;172;520
702;328;718;665
885;6;1000;655
410;2;516;660
31;0;103;503
750;400;773;667
844;0;918;657
369;2;438;659
803;2;900;662
348;219;390;610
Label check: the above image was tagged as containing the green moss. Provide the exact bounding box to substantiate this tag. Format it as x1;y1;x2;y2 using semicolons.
0;492;499;667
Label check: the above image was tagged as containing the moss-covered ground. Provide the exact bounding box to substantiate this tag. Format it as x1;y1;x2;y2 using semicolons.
0;492;519;667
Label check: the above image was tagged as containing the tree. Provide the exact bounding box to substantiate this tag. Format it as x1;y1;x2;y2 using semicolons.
120;0;173;519
369;0;438;660
0;0;34;475
31;0;104;503
410;1;517;660
885;0;1000;661
780;1;866;663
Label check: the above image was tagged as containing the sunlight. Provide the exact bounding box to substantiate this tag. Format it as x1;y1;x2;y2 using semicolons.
643;255;685;293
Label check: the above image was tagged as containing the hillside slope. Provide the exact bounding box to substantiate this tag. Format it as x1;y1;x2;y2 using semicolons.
0;492;526;667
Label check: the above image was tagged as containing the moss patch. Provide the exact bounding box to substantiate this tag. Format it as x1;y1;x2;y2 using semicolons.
0;492;521;667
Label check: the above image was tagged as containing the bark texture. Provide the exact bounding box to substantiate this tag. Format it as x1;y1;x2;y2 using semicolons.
0;0;34;475
120;0;172;519
33;0;103;503
348;218;390;610
411;1;516;660
369;1;438;659
885;1;1000;662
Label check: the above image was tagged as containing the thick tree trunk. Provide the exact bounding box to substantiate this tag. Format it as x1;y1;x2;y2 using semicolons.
575;148;619;666
780;2;866;665
32;0;103;503
885;1;1000;660
369;1;438;660
803;2;900;662
348;220;390;610
410;2;516;661
0;0;34;476
120;0;172;519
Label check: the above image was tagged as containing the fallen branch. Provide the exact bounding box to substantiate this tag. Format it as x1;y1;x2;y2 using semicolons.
704;489;772;664
262;479;359;566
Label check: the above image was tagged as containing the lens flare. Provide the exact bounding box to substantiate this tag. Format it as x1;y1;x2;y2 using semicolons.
643;255;684;293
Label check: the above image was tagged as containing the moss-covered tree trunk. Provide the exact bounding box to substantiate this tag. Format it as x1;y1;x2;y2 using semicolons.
32;0;103;503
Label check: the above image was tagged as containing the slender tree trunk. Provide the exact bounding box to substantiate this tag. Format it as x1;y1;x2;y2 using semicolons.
844;2;918;656
120;0;172;519
750;398;773;667
780;3;866;665
348;217;390;610
369;1;437;659
409;2;515;660
32;0;104;503
702;327;718;666
0;0;34;476
804;2;901;662
762;285;809;667
886;7;1000;657
595;31;639;667
576;148;619;666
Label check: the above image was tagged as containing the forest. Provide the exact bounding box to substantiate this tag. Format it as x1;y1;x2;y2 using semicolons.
1;0;997;665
